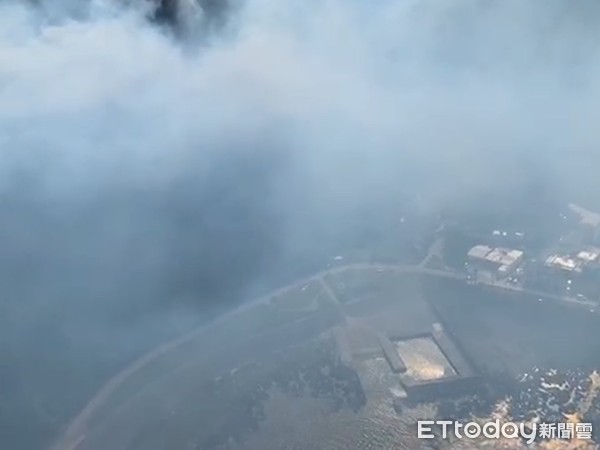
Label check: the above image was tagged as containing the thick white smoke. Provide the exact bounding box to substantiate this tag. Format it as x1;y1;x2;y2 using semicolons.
2;0;599;206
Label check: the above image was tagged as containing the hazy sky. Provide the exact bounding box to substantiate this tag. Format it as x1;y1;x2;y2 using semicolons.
2;1;600;448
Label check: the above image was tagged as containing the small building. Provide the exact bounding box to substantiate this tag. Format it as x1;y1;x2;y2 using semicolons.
538;248;600;294
544;255;583;274
544;248;600;274
577;249;600;264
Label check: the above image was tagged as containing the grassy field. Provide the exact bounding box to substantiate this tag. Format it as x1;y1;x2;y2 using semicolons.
269;280;323;313
323;269;418;305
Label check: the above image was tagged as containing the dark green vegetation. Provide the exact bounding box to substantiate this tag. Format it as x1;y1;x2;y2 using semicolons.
132;338;363;450
77;336;365;450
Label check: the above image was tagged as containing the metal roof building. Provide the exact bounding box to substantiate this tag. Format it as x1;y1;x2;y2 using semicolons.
467;245;524;279
467;245;493;260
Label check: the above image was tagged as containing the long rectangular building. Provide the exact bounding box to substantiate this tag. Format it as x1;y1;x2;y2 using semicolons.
544;248;600;274
467;245;524;279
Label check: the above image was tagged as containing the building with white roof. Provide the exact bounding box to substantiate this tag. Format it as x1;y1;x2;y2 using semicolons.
467;245;524;280
545;255;582;273
467;245;493;260
544;248;600;274
577;249;600;263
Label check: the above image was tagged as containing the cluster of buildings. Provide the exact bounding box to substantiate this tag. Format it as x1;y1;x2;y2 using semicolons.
466;245;525;283
465;242;600;300
544;249;600;275
537;248;600;297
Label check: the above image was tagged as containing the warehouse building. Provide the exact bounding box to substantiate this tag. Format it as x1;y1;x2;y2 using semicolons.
544;248;600;274
467;245;524;281
536;247;600;295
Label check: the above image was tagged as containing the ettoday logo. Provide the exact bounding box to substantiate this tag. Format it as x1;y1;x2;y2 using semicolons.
417;420;593;444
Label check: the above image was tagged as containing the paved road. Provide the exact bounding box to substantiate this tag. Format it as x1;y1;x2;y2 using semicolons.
417;235;446;269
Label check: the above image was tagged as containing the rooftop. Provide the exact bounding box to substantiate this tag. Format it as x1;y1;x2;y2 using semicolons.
545;255;582;273
486;248;524;266
577;249;600;263
468;245;523;267
467;245;492;260
544;248;600;272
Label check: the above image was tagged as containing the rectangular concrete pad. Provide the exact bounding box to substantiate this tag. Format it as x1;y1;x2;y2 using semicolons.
391;327;478;401
395;336;456;383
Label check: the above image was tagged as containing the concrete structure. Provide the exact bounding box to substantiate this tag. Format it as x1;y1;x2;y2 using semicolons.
377;334;406;374
577;249;600;264
536;248;600;296
467;245;493;260
467;245;524;280
345;321;478;406
375;324;478;403
545;255;583;273
544;248;600;274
